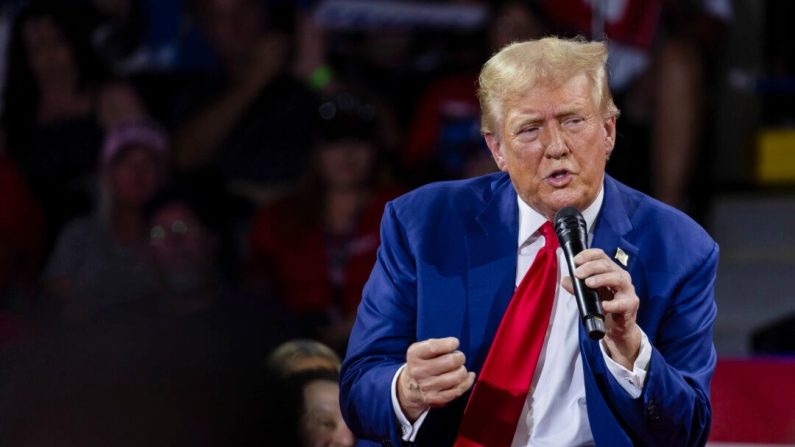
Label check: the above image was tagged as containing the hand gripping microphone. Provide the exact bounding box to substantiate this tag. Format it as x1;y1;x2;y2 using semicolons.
553;206;606;340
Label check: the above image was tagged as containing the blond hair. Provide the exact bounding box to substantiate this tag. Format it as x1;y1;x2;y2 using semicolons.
477;36;619;135
266;339;341;377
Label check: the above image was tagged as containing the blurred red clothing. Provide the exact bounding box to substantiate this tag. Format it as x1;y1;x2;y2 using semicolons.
1;155;44;349
248;186;400;316
403;73;481;170
0;154;44;300
539;0;661;49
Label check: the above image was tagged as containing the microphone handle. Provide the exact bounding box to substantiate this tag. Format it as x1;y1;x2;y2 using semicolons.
560;238;606;340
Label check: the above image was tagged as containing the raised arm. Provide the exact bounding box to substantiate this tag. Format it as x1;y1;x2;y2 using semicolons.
172;34;287;171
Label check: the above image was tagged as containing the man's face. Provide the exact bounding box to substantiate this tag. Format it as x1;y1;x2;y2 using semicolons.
485;74;616;219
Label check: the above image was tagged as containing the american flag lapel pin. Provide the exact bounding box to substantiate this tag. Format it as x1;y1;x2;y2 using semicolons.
614;248;629;267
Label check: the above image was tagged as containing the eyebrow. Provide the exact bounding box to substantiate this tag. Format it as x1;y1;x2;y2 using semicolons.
508;105;588;132
516;104;586;126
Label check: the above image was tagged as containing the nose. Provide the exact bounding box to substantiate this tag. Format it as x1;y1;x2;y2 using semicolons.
540;123;568;159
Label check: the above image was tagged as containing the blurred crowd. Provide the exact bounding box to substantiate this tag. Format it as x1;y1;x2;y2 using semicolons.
0;0;734;445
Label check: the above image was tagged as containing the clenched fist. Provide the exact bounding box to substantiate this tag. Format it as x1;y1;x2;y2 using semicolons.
397;337;476;422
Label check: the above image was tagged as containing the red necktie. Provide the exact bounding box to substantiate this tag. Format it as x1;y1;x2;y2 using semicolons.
454;221;559;447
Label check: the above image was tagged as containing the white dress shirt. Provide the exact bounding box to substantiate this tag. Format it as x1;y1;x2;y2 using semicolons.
392;186;652;445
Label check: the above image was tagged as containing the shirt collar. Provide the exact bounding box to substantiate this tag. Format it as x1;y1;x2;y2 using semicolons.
517;184;605;248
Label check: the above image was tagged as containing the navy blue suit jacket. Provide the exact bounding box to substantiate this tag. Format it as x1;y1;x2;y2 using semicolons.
341;172;718;446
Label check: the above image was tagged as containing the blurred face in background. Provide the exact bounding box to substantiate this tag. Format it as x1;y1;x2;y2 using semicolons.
198;0;265;62
107;146;163;208
317;139;375;191
23;16;78;87
489;2;545;51
300;379;355;447
147;202;214;273
147;202;218;299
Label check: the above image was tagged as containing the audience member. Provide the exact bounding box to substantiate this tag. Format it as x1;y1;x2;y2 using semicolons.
266;339;341;378
171;0;318;206
248;92;402;353
41;119;168;322
2;2;107;247
271;369;356;447
141;186;289;415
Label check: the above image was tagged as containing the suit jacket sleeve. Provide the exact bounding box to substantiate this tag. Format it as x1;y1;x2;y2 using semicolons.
589;239;719;446
340;201;418;445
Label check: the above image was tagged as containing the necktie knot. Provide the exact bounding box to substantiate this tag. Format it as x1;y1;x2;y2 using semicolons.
540;221;559;251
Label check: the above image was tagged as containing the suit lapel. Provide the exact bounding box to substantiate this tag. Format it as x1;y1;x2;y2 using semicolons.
591;175;639;278
464;174;519;372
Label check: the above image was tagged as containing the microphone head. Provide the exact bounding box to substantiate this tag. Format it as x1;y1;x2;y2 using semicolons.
553;206;587;245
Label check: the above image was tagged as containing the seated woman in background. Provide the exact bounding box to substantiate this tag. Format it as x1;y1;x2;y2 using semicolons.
270;369;356;447
248;92;403;354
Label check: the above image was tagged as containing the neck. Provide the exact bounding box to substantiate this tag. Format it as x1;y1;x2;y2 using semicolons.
325;188;370;236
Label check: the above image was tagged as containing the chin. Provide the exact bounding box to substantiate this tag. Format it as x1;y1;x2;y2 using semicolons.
544;192;582;211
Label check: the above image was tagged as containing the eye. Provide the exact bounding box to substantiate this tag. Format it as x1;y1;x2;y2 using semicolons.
517;126;540;139
563;116;586;128
320;418;336;430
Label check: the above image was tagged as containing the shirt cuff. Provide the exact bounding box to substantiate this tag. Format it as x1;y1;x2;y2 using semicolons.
599;328;652;399
391;364;430;442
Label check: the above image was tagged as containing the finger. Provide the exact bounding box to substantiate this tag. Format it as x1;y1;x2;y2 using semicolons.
573;248;608;265
574;258;619;280
408;337;460;361
410;351;466;379
601;296;637;315
417;365;470;394
423;372;476;408
583;270;631;291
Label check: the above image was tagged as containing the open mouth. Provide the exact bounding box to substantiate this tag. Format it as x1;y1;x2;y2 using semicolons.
545;169;572;186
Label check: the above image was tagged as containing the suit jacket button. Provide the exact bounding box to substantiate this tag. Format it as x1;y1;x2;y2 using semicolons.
646;399;661;421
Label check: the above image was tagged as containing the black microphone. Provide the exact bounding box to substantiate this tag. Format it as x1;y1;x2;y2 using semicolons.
553;206;606;340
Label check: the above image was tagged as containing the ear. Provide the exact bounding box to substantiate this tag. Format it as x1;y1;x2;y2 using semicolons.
484;132;508;172
603;115;617;158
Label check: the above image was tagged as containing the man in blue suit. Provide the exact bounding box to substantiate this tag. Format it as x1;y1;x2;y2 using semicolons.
341;37;717;446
